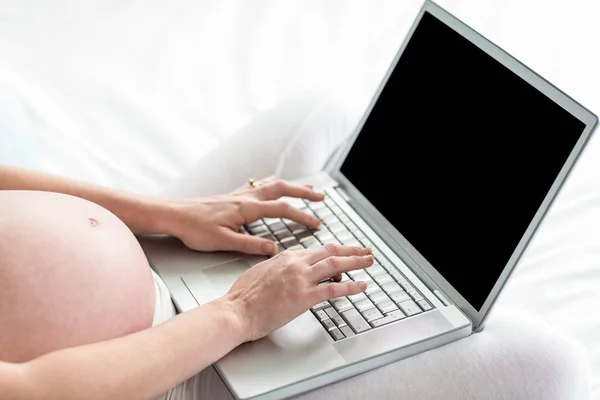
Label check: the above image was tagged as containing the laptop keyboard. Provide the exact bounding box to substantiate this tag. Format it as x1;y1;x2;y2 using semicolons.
243;189;433;341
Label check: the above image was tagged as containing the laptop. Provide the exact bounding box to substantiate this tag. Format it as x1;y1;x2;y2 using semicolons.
139;1;598;399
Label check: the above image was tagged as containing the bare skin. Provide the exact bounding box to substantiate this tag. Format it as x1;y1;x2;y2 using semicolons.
0;190;156;362
0;166;371;399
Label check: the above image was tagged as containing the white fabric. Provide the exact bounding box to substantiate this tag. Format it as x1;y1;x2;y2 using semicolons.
1;0;600;396
156;96;589;399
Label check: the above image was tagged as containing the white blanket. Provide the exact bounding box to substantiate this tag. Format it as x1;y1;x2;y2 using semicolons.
1;0;599;396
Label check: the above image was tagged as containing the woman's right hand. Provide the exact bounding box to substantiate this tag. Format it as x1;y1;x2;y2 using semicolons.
222;244;373;342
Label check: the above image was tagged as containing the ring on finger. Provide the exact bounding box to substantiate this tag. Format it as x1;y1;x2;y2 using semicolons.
248;178;258;188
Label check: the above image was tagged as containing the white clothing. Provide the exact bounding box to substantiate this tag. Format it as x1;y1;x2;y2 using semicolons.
155;92;590;400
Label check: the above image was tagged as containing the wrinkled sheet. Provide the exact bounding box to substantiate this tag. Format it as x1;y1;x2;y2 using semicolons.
1;0;599;396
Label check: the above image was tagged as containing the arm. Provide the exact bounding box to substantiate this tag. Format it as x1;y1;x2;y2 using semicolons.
0;165;165;234
1;299;243;400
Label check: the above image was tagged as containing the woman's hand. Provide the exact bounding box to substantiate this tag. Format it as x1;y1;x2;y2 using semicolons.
162;177;324;255
221;244;373;342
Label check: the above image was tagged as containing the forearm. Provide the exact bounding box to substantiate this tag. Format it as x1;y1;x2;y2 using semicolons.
10;299;243;400
0;165;168;234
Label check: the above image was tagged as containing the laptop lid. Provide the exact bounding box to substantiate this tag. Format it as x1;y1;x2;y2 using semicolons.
327;0;598;331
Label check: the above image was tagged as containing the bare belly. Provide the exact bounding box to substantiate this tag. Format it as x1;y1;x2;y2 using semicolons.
0;190;156;362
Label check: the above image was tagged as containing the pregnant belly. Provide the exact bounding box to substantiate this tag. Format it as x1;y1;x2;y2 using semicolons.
0;190;156;362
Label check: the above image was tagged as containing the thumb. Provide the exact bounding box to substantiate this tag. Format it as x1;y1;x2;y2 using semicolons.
221;230;278;255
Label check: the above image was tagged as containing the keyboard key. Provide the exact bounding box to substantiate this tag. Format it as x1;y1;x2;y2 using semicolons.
315;231;333;242
336;231;354;242
332;315;347;327
344;238;362;247
339;214;351;223
330;297;353;312
385;310;406;319
399;300;422;316
367;290;389;304
373;273;393;286
347;269;365;278
282;238;300;249
370;311;404;328
322;215;339;225
266;221;285;231
365;264;385;276
330;205;343;215
417;299;432;311
285;221;306;233
363;280;379;295
257;232;276;242
353;298;374;312
249;225;268;235
341;309;371;333
322;319;336;331
400;281;415;292
377;300;399;314
301;237;321;249
295;230;312;241
324;307;339;319
321;237;341;245
408;290;423;301
314;310;329;322
247;220;264;228
361;307;384;322
340;273;351;282
315;208;333;218
312;301;330;311
324;197;336;207
274;229;293;241
275;242;285;254
347;292;366;302
381;282;401;294
340;325;355;338
329;328;345;341
284;197;306;210
308;201;326;211
328;223;347;234
350;271;369;282
389;290;411;303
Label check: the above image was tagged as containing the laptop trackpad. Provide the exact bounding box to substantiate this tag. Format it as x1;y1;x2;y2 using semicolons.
181;258;251;305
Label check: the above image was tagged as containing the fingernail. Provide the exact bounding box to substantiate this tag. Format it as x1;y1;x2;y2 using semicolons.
363;255;374;262
364;247;373;254
262;241;277;254
358;281;367;290
315;192;325;200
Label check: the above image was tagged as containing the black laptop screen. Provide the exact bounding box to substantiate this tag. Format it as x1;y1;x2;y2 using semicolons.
339;11;586;311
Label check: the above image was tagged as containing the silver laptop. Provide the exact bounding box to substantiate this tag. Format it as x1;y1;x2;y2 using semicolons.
139;1;598;399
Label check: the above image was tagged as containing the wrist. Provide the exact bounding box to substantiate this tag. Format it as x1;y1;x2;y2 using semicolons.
130;197;180;236
211;295;249;345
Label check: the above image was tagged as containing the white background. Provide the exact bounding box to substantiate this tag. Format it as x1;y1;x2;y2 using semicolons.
1;0;599;396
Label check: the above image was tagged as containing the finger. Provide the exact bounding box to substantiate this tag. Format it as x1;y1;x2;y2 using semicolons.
304;243;372;264
219;230;278;255
311;255;374;282
253;200;321;227
312;280;368;302
255;179;324;202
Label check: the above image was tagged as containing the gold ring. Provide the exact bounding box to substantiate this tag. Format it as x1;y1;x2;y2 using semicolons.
248;178;257;188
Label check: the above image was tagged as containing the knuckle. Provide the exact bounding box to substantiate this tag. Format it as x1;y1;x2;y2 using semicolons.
327;283;338;298
326;256;340;269
324;243;340;255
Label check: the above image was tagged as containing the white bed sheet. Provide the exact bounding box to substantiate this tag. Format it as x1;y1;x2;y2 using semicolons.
1;0;600;396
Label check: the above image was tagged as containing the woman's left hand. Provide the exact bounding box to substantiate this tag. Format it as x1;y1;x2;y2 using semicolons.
161;177;324;255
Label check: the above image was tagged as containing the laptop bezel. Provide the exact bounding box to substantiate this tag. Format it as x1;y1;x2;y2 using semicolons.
326;0;598;331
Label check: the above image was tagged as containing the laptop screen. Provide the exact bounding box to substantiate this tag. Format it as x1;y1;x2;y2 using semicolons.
339;11;587;311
